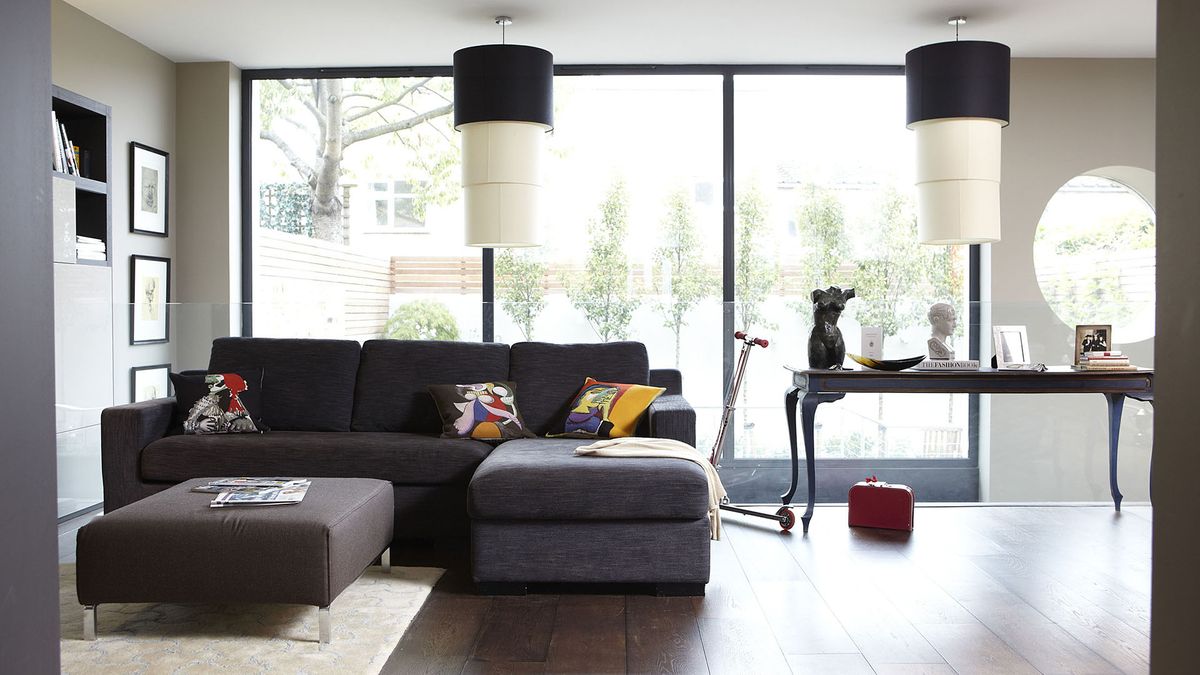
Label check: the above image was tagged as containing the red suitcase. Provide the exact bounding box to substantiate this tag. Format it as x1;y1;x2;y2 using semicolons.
848;476;914;531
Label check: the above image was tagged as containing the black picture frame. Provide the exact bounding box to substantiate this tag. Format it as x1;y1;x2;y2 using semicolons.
129;254;171;345
130;363;172;402
129;141;169;236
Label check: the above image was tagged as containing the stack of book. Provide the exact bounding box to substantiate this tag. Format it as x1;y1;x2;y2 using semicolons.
190;477;312;507
1075;351;1137;371
75;235;106;261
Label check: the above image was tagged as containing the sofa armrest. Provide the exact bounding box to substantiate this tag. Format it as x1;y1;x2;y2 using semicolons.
100;398;175;512
649;368;683;395
646;394;696;446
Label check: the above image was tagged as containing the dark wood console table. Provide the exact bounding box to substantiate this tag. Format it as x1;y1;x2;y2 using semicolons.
782;367;1155;532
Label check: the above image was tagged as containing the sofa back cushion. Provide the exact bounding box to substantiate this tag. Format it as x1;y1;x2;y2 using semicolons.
208;337;361;431
352;340;510;433
508;341;650;436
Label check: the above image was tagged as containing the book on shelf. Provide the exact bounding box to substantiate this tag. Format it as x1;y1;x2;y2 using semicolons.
1083;350;1123;357
75;235;106;261
58;123;78;175
50;111;64;172
913;359;981;371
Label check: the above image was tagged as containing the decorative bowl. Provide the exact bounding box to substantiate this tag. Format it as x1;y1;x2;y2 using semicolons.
847;354;927;371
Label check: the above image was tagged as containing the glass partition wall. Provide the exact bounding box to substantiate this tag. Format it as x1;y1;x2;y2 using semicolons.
243;66;977;502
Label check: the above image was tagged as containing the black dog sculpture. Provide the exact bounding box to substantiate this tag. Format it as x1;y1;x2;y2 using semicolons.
808;286;855;370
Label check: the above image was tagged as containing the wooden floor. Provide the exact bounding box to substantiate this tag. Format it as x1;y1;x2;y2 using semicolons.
380;505;1152;675
58;504;1152;674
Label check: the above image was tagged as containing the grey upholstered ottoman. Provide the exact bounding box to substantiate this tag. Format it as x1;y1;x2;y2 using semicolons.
468;439;712;595
76;477;394;643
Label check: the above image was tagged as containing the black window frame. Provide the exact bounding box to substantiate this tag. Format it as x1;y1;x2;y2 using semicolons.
240;64;980;502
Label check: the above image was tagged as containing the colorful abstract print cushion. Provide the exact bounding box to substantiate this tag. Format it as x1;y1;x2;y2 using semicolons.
549;377;665;439
428;382;536;441
170;371;267;434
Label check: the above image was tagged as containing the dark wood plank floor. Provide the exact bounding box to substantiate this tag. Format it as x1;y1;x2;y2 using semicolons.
57;504;1151;673
380;505;1152;675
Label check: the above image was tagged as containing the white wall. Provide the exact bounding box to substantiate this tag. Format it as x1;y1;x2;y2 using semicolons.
51;0;176;404
987;59;1155;502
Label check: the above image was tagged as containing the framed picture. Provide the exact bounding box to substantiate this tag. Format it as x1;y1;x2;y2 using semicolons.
130;254;170;344
130;364;171;402
993;325;1031;368
130;142;169;236
1074;324;1114;365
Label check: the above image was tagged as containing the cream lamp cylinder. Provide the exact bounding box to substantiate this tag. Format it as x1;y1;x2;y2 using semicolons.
453;42;553;248
906;40;1010;245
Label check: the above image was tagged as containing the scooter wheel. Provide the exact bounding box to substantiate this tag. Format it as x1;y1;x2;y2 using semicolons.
777;507;795;532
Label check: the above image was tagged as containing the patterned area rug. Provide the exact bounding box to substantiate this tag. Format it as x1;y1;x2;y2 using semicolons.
59;563;442;674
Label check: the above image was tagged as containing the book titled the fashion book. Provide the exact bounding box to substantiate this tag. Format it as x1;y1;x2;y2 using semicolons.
209;481;311;507
913;359;981;371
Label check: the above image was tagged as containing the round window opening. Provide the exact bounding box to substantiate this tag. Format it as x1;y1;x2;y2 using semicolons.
1034;171;1156;343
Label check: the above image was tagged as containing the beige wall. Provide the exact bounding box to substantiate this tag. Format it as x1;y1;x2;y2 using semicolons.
51;0;176;403
175;62;241;370
1152;0;1200;669
985;58;1156;502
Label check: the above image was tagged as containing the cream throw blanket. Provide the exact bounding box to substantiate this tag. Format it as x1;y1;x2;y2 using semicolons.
575;437;727;540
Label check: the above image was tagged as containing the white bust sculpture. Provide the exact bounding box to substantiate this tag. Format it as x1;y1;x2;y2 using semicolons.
927;302;957;360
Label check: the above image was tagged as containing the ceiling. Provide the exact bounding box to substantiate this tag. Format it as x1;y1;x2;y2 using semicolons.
64;0;1156;69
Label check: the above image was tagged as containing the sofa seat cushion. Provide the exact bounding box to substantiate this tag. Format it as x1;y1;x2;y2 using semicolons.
141;431;493;485
468;438;709;521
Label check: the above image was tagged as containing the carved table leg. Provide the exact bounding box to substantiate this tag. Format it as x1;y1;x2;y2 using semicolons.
1104;392;1126;511
786;389;844;533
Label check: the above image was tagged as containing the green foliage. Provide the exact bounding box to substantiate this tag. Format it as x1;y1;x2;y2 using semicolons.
734;186;780;332
495;250;547;341
653;189;713;365
384;300;459;341
567;180;640;342
795;185;851;294
259;183;314;237
848;189;926;337
257;76;456;242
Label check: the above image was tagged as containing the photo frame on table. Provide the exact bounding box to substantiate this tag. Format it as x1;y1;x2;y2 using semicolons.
993;325;1031;368
130;254;170;345
1074;324;1114;365
130;364;171;402
130;142;169;236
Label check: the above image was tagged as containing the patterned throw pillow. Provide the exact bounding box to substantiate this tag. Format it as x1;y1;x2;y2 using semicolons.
170;371;268;434
548;377;665;439
428;382;536;441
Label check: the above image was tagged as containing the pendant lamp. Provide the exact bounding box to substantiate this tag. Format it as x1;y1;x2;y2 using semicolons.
453;17;553;248
906;18;1010;245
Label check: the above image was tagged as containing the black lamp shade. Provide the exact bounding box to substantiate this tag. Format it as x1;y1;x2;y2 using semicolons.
453;44;553;130
906;40;1010;127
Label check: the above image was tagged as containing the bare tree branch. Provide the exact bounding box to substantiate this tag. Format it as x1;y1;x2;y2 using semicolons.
259;128;316;185
345;78;433;123
344;103;454;146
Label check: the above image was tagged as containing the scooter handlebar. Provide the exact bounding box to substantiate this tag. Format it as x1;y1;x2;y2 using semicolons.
733;331;769;348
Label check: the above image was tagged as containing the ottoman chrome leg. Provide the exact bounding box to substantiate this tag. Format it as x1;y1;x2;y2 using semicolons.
318;606;331;644
83;605;97;641
381;547;391;574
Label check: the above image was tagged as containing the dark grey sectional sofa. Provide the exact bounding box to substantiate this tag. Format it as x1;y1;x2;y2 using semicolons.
101;337;709;593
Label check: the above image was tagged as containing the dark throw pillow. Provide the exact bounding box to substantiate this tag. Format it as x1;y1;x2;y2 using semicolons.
427;381;536;441
170;370;268;434
547;377;665;439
